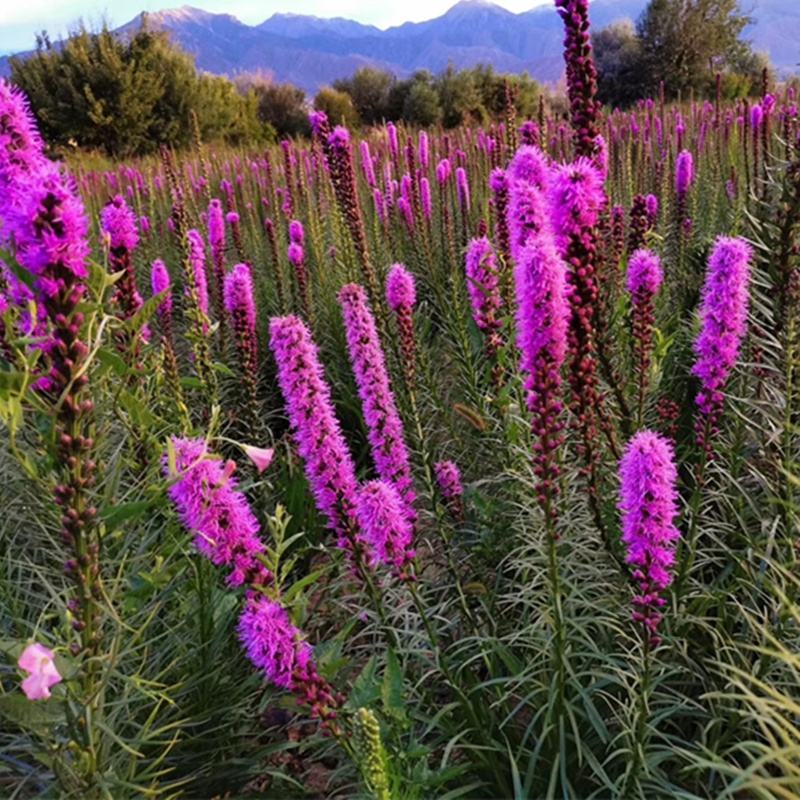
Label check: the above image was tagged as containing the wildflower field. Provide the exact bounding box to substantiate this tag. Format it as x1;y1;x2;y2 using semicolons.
1;1;799;797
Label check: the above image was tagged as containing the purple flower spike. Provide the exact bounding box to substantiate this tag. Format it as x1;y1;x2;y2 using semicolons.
386;263;417;311
164;437;271;587
618;430;680;647
507;145;549;188
465;237;503;356
356;480;415;576
338;283;416;521
675;150;694;197
269;315;362;553
238;595;311;690
692;236;752;450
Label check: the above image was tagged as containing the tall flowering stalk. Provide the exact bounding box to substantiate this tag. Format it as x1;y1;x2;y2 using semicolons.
626;249;663;425
618;430;680;647
514;234;569;519
287;220;312;321
555;0;601;158
506;146;550;263
489;168;511;267
181;228;217;402
150;259;187;421
268;315;362;555
324;126;380;308
224;263;261;427
618;430;679;792
434;460;465;522
100;194;148;359
465;237;505;381
164;438;344;734
338;283;416;521
356;480;415;578
692;236;752;454
627;194;651;255
1;96;106;778
385;264;418;393
675;149;694;235
207;198;227;339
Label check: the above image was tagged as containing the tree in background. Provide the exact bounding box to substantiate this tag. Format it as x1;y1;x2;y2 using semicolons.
593;20;646;107
235;73;309;138
313;87;361;129
638;0;752;99
10;21;266;156
333;67;395;125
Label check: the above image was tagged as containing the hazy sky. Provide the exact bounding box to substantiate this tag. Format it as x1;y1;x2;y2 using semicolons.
0;0;550;54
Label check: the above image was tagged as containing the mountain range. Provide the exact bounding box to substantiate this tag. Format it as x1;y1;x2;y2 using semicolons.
2;0;798;94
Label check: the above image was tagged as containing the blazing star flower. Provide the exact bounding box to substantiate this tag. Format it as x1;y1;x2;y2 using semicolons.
386;263;416;311
186;229;210;322
515;234;569;511
224;263;258;387
269;315;361;552
0;79;46;206
18;642;62;701
507;145;549;188
420;177;432;220
164;437;270;587
100;194;139;252
338;284;416;521
618;430;680;646
456;167;470;211
675;150;694;197
436;159;451;186
465;237;503;341
238;594;312;690
547;157;605;252
289;219;305;246
356;480;415;574
692;236;752;444
507;177;550;262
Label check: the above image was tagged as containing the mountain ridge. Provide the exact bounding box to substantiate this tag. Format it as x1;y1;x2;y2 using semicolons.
1;0;797;94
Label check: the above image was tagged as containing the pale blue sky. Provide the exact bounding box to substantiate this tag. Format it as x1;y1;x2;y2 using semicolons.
0;0;550;54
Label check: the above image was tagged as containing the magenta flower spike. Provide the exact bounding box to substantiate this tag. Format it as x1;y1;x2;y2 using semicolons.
150;259;173;329
434;460;465;521
507;145;549;188
207;198;227;329
675;150;694;198
338;283;416;521
515;234;570;513
507;177;550;263
456;167;470;212
465;238;504;361
164;437;271;587
268;315;362;553
692;236;752;451
224;264;259;400
385;264;418;389
618;430;680;646
356;480;415;577
186;229;210;327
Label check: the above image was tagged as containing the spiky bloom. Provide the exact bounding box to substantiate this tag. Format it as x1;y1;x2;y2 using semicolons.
618;430;680;646
101;195;148;347
0;79;46;207
207;198;227;332
627;249;663;409
515;234;569;514
489;168;511;267
645;194;659;226
547;157;605;253
508;145;549;188
338;284;416;521
555;0;601;157
308;109;329;137
356;481;415;576
289;219;305;245
692;237;752;450
507;176;550;263
224;264;260;415
287;242;311;320
264;217;287;309
186;229;210;321
4;157;101;656
420;177;432;220
324;127;379;305
150;259;173;333
436;159;451;186
434;460;465;521
518;120;540;147
238;594;342;731
675;150;694;198
269;315;362;554
465;237;504;361
386;121;399;161
418;130;429;169
385;264;418;390
165;437;270;587
456;167;470;212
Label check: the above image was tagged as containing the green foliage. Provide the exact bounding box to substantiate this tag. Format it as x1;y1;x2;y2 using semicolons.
314;86;362;129
236;73;310;139
10;21;265;156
